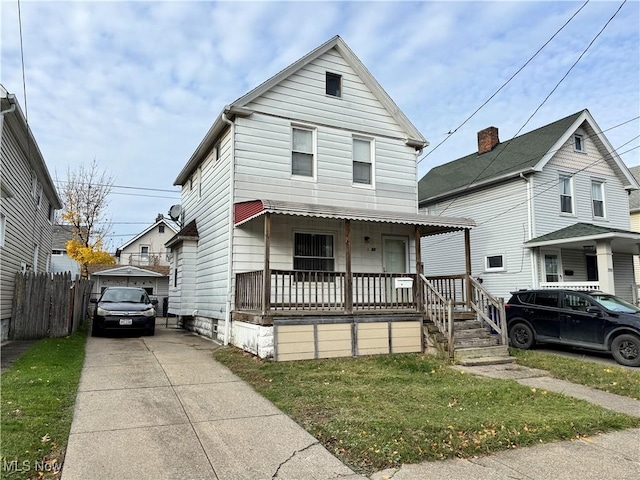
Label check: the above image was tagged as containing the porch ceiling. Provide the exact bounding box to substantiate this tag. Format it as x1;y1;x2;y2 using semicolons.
525;222;640;254
234;199;475;235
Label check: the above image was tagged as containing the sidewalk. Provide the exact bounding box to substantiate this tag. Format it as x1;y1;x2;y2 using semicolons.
61;326;363;480
61;327;640;479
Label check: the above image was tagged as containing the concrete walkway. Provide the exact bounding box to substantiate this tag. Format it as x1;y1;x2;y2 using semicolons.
61;327;640;480
61;326;363;480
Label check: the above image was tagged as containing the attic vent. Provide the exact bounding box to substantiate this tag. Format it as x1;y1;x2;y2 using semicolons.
326;72;342;97
478;127;499;154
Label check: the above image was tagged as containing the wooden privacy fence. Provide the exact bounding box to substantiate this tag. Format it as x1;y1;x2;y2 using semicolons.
10;272;94;340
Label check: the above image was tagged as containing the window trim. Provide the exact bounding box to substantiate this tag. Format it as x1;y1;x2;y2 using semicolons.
591;179;606;219
559;174;574;215
484;254;505;272
325;72;342;98
0;213;5;248
573;133;585;153
352;136;375;188
291;125;317;181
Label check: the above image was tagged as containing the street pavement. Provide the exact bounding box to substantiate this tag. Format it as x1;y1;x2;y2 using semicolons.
56;326;640;479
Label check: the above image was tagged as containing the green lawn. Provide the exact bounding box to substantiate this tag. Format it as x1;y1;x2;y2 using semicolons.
1;326;87;479
510;348;640;400
214;348;640;474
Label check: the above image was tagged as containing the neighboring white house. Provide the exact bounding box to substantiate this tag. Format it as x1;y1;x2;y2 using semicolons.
419;110;640;303
115;214;177;266
51;224;82;277
629;166;640;303
166;36;475;359
0;85;62;340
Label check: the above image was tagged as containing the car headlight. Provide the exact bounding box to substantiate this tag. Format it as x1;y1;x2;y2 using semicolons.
142;307;155;317
96;306;111;316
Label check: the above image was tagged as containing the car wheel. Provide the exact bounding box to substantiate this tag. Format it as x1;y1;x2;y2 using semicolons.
509;322;534;349
611;334;640;367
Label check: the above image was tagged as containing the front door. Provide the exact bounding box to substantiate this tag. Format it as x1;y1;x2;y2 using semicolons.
383;236;409;305
542;250;562;283
383;236;408;273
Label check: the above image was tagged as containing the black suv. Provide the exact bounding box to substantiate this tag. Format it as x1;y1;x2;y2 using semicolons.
506;289;640;367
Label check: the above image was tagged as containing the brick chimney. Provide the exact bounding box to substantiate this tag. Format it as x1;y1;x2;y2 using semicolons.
156;213;164;222
477;126;499;154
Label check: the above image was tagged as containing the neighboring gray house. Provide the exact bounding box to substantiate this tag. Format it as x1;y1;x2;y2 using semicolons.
419;110;640;303
1;85;62;340
51;224;82;277
630;166;640;302
166;36;475;359
115;214;177;266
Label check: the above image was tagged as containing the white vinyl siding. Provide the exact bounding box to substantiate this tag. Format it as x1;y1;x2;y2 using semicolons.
613;252;636;303
421;178;531;300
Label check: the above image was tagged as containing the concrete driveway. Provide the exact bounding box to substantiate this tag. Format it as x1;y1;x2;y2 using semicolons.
61;326;362;480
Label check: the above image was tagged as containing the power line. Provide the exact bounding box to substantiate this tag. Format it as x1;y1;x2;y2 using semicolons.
437;0;628;216
110;192;180;199
54;180;179;194
417;0;591;165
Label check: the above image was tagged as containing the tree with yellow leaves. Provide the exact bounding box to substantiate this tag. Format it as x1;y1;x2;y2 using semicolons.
58;159;115;278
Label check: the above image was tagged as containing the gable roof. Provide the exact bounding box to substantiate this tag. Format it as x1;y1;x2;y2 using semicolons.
418;110;639;205
630;166;640;213
174;35;427;186
88;264;169;277
116;218;178;251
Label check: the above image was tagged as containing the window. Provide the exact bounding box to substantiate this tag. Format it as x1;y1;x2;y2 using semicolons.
0;214;5;247
326;72;342;97
174;267;178;287
294;233;334;271
140;246;149;263
559;175;573;214
485;255;504;271
591;181;605;218
159;225;165;233
426;205;436;215
353;138;373;185
573;134;585;152
291;127;314;177
52;249;64;256
563;292;592;312
532;291;559;308
48;204;55;222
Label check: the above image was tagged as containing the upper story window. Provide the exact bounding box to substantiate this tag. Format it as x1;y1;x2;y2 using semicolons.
326;72;342;97
559;175;573;214
591;180;605;218
291;127;315;178
573;134;585;153
52;249;64;256
159;225;165;234
426;205;437;215
352;137;373;185
0;214;5;248
294;232;334;271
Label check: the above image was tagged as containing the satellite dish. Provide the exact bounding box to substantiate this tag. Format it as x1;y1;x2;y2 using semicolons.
168;204;182;221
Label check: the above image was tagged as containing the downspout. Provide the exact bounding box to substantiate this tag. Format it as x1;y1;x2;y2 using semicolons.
520;173;538;287
1;98;16;116
222;110;235;345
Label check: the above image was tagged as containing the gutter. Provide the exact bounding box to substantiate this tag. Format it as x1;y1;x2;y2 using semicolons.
0;93;17;116
221;111;235;346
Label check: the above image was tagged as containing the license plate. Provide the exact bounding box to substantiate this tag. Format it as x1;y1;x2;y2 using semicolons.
119;319;133;326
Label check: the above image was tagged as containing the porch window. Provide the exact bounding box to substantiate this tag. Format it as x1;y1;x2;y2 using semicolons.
353;138;373;185
292;127;314;177
559;175;573;214
293;233;334;271
591;181;605;218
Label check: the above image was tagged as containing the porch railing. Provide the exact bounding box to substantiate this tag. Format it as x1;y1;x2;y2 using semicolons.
235;270;418;313
540;281;600;291
420;274;454;357
468;277;508;346
423;274;467;308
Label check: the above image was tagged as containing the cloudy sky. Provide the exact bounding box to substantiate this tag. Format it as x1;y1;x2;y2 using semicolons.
1;0;638;248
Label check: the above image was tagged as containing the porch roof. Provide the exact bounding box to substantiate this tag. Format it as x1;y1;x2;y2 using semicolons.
525;222;640;254
234;199;475;235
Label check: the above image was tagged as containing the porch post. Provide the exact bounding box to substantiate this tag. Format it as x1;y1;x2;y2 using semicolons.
464;228;472;308
596;239;615;294
262;213;271;316
345;219;353;314
414;226;423;312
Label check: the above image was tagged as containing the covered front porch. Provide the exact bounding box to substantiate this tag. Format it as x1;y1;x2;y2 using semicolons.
526;223;640;303
229;200;508;360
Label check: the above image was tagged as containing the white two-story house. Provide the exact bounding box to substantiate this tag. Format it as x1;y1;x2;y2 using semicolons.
167;36;475;360
419;110;640;303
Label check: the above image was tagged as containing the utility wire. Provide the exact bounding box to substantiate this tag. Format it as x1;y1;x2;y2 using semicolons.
55;180;179;194
437;0;628;217
417;0;591;165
